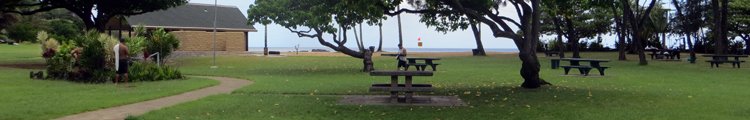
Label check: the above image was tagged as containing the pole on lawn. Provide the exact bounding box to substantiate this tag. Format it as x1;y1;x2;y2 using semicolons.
210;0;218;69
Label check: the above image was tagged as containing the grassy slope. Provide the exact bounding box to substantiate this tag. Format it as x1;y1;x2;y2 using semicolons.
0;44;219;120
138;52;750;120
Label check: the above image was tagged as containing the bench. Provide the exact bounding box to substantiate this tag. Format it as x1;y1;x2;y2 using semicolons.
561;66;592;76
706;60;746;68
269;51;280;54
370;70;434;103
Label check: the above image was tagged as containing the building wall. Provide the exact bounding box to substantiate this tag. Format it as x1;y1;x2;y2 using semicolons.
171;31;247;51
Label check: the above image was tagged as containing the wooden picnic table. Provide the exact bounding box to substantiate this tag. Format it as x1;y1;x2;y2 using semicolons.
369;70;434;103
702;54;748;68
406;57;441;71
551;58;610;76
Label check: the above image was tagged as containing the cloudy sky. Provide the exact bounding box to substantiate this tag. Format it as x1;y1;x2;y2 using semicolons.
189;0;680;50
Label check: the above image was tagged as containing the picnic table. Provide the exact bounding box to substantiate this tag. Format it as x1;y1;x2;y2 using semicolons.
369;70;434;103
405;57;441;71
551;58;610;76
702;54;748;68
649;51;681;60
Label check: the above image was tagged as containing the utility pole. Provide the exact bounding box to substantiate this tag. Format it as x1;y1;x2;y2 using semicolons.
210;0;218;69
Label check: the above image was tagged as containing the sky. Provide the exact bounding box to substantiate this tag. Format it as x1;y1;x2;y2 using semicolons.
188;0;683;50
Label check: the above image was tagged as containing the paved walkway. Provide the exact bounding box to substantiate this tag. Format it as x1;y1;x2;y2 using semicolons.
55;76;252;120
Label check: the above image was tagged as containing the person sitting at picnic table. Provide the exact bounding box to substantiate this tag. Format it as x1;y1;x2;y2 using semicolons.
396;44;408;70
114;38;129;85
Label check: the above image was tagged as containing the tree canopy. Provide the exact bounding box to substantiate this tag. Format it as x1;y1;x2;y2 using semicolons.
1;0;187;31
248;0;395;59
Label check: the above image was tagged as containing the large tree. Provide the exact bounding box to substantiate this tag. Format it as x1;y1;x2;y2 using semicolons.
671;0;706;61
1;0;187;31
391;0;549;88
541;0;612;58
620;0;660;65
248;0;388;62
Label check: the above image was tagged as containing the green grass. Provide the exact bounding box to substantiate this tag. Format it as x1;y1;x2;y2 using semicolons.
0;43;44;63
0;44;220;120
136;52;750;119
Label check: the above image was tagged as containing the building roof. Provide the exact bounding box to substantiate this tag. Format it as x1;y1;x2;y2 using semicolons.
125;3;256;32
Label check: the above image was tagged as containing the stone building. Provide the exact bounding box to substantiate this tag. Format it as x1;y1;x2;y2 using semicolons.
109;3;256;52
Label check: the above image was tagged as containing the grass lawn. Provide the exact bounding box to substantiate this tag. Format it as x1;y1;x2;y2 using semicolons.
135;52;750;119
0;44;220;120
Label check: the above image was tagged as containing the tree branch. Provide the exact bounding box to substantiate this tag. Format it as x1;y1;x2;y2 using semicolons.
288;28;318;38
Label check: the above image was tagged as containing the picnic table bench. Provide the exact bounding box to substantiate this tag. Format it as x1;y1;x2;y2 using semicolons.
552;58;610;76
702;54;748;68
405;57;441;71
369;70;434;103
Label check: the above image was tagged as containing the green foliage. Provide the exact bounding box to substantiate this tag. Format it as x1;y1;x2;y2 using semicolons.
126;36;146;56
47;19;82;40
46;42;75;79
145;28;179;61
128;61;183;82
5;0;188;31
6;22;39;43
730;0;750;38
248;0;391;33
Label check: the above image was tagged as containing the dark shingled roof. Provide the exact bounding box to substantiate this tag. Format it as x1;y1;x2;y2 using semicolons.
126;3;256;32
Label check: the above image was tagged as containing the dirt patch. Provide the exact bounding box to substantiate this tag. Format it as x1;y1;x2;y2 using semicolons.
0;63;46;69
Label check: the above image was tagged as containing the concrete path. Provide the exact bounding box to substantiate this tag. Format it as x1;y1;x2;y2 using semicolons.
55;76;252;120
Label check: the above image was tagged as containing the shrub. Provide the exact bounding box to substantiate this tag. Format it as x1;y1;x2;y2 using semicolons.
128;61;183;82
47;19;81;40
46;42;75;79
126;36;146;58
41;38;59;58
145;28;179;62
6;22;39;43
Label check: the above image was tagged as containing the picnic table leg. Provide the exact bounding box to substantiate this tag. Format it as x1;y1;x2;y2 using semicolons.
390;76;400;102
430;65;437;71
551;59;560;69
405;76;413;103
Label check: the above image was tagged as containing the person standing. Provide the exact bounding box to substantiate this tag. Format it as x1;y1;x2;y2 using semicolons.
396;44;408;70
114;38;129;85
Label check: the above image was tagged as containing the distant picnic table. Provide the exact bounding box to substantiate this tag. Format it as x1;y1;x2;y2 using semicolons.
369;70;434;103
551;58;610;76
406;57;441;71
649;50;681;60
702;54;748;68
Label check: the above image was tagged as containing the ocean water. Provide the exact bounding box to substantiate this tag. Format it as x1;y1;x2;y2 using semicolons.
248;47;518;53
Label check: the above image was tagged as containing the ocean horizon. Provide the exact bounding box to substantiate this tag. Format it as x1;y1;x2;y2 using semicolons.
247;47;519;53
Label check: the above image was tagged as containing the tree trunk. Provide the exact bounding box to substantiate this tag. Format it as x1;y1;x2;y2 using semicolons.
721;0;729;54
614;6;627;60
378;24;383;52
563;17;580;58
687;32;696;62
713;0;726;54
520;0;546;89
470;23;486;56
621;0;654;65
360;24;365;50
552;17;566;58
397;10;404;45
353;25;364;51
